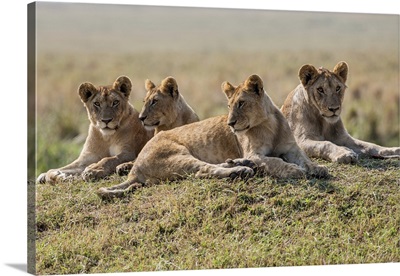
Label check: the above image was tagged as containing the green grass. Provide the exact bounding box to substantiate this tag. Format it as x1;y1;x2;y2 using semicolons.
35;158;400;274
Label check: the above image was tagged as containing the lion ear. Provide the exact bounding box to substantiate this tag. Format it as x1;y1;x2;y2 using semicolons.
333;61;348;83
160;76;179;98
244;74;263;96
299;64;319;87
78;82;97;103
145;79;156;91
113;76;132;98
221;81;235;99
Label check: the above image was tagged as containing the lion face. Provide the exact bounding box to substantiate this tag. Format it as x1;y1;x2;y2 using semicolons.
299;62;348;124
78;76;132;136
139;77;179;131
222;75;268;133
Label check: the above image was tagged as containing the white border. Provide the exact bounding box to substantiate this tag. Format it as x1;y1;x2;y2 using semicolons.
0;1;399;276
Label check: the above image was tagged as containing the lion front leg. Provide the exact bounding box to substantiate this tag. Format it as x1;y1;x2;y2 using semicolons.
36;169;77;184
378;147;400;159
341;137;400;159
82;156;119;181
300;139;358;164
36;158;91;184
281;145;329;178
82;153;136;181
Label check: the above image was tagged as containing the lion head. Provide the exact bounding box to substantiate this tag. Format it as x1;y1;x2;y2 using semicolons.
299;61;348;123
138;76;181;131
78;76;132;136
222;74;269;133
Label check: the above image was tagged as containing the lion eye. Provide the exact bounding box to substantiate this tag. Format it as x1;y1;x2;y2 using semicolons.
336;86;341;92
150;99;158;106
112;100;119;107
238;101;245;109
94;102;100;107
317;87;324;94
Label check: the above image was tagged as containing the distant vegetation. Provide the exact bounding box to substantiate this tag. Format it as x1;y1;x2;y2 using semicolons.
36;49;399;173
35;3;399;173
33;3;399;274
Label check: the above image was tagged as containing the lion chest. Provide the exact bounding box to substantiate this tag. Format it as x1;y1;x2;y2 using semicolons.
109;144;121;156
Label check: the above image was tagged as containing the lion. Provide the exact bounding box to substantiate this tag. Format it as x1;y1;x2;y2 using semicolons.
281;61;400;163
97;75;328;200
37;76;154;184
139;76;199;134
222;74;328;180
115;76;200;175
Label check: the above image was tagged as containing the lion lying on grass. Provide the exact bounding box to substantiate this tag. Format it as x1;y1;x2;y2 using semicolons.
116;76;199;175
281;61;400;163
97;75;328;199
37;76;153;184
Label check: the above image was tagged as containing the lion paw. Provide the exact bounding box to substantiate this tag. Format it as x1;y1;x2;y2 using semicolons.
225;158;257;170
116;162;134;176
333;149;358;164
307;165;329;178
36;172;47;184
82;165;107;182
285;164;306;178
228;166;255;180
36;170;71;184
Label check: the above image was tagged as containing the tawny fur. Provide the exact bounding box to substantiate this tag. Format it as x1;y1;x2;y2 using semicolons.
37;76;153;184
281;61;400;163
223;74;328;179
97;75;328;200
115;76;200;175
140;76;199;134
97;115;252;199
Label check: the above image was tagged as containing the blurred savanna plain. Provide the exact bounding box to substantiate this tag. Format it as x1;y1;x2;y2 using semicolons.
31;2;400;273
34;3;399;174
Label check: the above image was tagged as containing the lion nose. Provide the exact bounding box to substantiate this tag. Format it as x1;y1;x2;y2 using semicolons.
139;115;147;122
228;120;237;127
102;118;113;124
328;107;340;113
